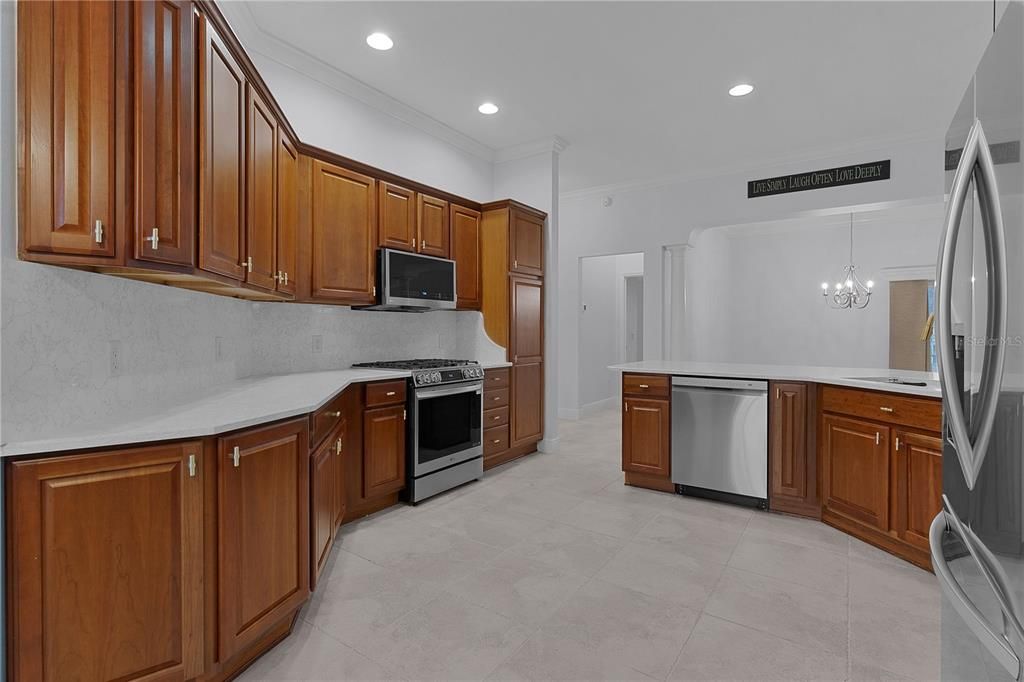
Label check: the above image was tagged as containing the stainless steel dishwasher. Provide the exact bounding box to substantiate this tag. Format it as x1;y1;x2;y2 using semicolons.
670;376;769;508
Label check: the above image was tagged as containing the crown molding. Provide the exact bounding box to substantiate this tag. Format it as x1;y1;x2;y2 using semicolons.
217;2;498;163
493;136;569;164
559;129;943;200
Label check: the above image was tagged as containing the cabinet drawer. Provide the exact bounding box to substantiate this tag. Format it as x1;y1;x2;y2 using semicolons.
365;380;407;408
485;367;510;389
484;387;510;409
484;425;509;455
484;406;509;428
311;391;346;449
821;385;941;431
622;373;670;398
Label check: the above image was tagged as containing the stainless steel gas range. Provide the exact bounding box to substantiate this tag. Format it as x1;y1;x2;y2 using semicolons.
352;359;484;503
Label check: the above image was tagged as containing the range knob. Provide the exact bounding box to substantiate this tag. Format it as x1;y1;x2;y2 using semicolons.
432;371;442;383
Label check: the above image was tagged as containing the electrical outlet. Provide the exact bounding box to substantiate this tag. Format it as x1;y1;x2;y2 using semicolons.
215;336;225;362
312;335;323;354
108;340;123;377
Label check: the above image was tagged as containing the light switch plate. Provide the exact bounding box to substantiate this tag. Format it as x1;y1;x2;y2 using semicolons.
312;335;323;354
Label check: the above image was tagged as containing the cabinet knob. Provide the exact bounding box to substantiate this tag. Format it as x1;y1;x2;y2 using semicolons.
148;227;159;250
493;415;501;421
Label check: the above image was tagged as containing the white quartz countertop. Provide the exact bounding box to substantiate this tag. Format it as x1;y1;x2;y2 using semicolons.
2;368;415;458
609;361;942;399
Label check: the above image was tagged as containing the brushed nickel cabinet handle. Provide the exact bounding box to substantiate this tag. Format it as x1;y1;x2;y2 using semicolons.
896;437;901;451
875;432;880;446
386;391;396;396
493;415;501;421
336;438;342;455
492;439;501;444
148;227;159;250
327;411;341;418
639;384;650;389
880;406;894;413
231;446;240;467
94;219;104;243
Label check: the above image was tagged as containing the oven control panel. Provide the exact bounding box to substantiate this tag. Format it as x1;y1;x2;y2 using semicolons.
413;366;484;386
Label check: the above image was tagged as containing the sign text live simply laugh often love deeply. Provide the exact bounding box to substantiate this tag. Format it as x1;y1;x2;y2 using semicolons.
747;160;891;198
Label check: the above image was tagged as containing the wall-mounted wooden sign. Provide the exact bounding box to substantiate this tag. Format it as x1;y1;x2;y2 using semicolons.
747;160;890;198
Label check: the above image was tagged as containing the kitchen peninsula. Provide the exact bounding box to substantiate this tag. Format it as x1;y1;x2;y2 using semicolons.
612;361;942;570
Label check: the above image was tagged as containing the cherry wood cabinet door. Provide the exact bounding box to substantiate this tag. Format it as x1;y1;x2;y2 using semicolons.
417;193;450;257
133;0;194;266
218;419;309;661
622;397;670;477
893;429;942;552
769;382;818;516
310;160;376;304
510;209;544;276
378;182;416;252
198;19;245;280
334;416;349;528
276;133;298;296
8;442;204;681
822;414;890;531
19;0;119;259
510;274;543;364
245;85;277;291
363;405;406;498
310;431;337;588
451;204;482;309
511;361;544;447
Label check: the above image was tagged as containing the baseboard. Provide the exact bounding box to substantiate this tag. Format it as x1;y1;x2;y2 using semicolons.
538;436;560;453
559;408;580;420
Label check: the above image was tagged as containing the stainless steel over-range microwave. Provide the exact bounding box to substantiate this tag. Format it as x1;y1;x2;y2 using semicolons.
356;248;457;312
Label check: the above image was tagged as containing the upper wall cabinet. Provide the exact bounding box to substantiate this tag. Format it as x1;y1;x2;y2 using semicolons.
310;160;376;305
417;194;450;258
276;133;299;296
18;0;124;261
451;204;482;310
245;85;278;291
198;17;246;281
510;208;544;276
133;0;195;267
378;181;417;252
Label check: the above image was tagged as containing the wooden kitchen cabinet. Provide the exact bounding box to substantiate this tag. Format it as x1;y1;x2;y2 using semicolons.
18;0;123;262
417;193;450;258
218;418;309;661
310;159;376;304
510;207;544;276
133;0;195;266
892;429;943;553
769;382;819;518
199;18;246;281
276;133;299;296
622;396;671;478
245;85;278;291
7;442;205;681
509;274;544;448
334;415;349;528
451;204;482;309
363;404;406;498
310;425;341;588
378;181;417;251
821;413;890;532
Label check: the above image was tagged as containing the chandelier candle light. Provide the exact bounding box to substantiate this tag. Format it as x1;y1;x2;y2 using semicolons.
822;213;874;309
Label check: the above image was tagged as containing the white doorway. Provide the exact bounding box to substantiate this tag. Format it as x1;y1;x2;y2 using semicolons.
623;274;644;362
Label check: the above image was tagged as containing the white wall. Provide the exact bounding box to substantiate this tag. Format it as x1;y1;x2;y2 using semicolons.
557;136;946;414
680;204;943;367
573;253;643;416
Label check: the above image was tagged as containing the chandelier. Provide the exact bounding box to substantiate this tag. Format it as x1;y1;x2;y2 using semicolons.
821;213;873;309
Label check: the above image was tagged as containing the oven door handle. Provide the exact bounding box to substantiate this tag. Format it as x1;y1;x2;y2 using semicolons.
415;383;483;399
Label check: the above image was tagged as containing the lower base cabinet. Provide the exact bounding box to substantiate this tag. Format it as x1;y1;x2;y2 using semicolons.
217;418;310;662
621;373;673;492
7;442;206;681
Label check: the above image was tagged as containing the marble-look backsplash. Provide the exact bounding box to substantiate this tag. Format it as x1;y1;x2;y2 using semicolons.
1;260;504;444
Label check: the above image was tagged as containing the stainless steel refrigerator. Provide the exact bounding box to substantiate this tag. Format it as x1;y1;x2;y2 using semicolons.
934;3;1024;679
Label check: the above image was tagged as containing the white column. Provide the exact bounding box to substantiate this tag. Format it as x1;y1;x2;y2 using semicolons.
665;244;691;361
539;144;563;452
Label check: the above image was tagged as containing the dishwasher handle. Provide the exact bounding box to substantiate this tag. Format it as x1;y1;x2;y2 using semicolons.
671;376;768;392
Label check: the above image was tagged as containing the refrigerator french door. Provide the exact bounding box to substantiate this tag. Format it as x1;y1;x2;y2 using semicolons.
933;4;1024;680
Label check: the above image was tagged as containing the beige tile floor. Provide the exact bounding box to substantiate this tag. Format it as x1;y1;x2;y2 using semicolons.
240;408;942;682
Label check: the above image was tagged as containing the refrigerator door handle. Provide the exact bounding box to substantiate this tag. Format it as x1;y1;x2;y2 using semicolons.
931;497;1024;680
936;118;1008;490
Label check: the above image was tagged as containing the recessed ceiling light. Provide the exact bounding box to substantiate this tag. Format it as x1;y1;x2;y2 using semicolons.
366;32;393;51
478;102;499;115
729;83;754;97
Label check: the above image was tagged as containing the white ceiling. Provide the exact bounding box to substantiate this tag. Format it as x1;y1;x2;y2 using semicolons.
240;1;995;193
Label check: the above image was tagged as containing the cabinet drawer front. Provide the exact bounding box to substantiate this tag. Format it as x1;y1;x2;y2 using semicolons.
484;425;510;455
485;406;510;428
311;391;346;448
485;367;510;389
484;387;510;409
622;373;670;398
365;381;407;407
822;385;941;431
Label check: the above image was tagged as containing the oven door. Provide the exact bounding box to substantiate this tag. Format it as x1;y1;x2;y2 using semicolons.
412;382;483;476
